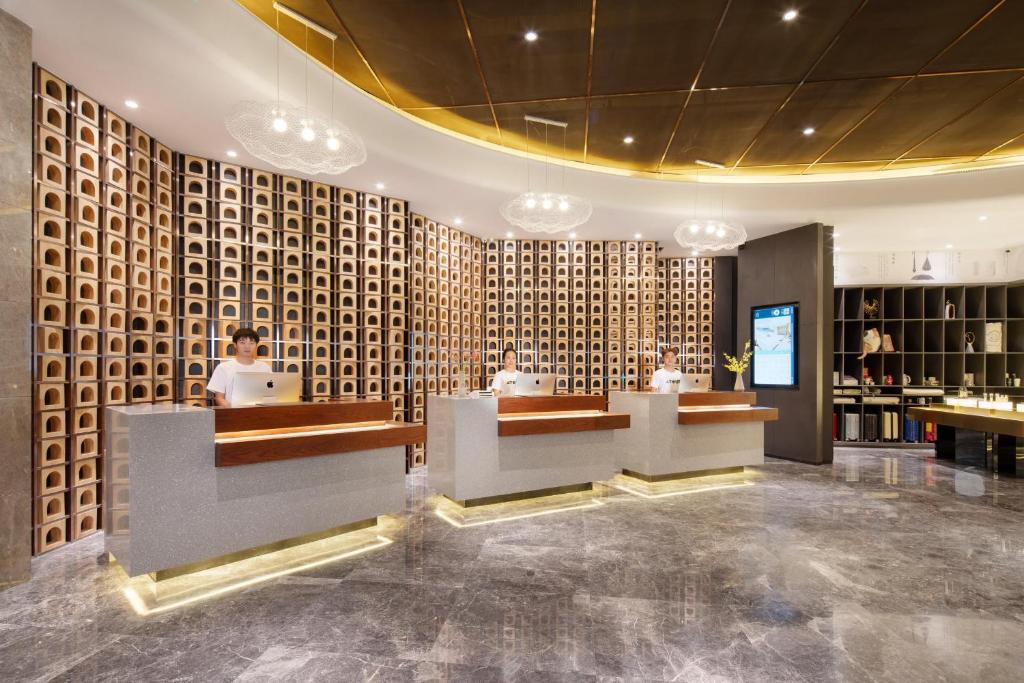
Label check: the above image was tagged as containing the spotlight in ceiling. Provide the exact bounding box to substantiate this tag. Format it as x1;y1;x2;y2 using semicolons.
634;233;642;239
454;217;463;225
375;182;385;190
783;9;798;21
124;99;139;109
623;135;635;144
691;250;699;256
802;127;815;136
979;215;988;221
834;246;841;252
506;231;514;238
695;159;725;169
569;232;577;239
945;244;953;249
524;30;538;42
226;150;238;158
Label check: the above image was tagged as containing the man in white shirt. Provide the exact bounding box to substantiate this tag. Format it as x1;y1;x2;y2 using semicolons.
650;347;683;394
490;346;520;396
206;328;272;406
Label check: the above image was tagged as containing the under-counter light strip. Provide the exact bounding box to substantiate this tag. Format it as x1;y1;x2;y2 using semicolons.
677;404;754;412
497;410;606;421
608;480;754;500
121;535;392;616
434;499;603;528
215;422;393;443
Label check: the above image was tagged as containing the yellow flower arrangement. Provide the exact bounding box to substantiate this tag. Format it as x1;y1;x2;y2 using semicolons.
723;340;752;374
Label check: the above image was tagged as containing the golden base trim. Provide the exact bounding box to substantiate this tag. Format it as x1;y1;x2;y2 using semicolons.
446;482;593;508
147;517;378;581
620;466;745;483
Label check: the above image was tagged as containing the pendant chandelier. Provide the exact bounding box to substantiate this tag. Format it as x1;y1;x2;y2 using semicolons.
673;160;746;254
500;115;591;234
226;2;365;175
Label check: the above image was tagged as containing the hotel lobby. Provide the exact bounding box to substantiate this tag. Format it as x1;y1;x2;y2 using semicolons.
1;1;1023;681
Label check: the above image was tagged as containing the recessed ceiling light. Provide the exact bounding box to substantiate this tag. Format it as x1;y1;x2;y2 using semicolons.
453;217;463;225
375;182;385;190
524;30;538;42
978;215;988;221
945;244;953;249
691;250;698;256
124;99;139;109
569;232;576;239
623;135;634;144
634;233;642;239
783;9;798;21
226;150;237;158
506;231;513;238
802;127;815;136
833;231;840;237
834;246;841;252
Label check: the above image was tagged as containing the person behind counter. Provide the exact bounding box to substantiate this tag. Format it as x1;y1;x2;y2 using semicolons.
650;347;683;393
490;345;521;396
206;327;272;407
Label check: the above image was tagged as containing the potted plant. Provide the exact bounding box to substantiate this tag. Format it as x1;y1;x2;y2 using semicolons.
723;340;752;391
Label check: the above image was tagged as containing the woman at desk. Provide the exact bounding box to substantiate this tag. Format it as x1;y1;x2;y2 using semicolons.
490;345;521;396
206;327;272;407
650;347;683;393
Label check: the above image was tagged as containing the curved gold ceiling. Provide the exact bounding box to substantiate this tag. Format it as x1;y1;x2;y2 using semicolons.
236;0;1024;181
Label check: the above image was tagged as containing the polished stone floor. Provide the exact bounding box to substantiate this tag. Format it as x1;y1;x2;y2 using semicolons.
3;447;1024;682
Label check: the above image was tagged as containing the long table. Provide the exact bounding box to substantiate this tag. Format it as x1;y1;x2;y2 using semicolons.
906;405;1024;475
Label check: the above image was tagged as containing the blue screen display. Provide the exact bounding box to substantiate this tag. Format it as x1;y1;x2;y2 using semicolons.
751;304;797;388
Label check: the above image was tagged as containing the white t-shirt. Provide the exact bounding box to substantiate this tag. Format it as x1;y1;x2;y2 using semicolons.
491;369;521;395
206;359;273;405
651;368;683;394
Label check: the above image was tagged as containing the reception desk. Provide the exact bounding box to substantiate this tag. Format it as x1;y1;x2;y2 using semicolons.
104;400;424;579
610;391;778;481
427;394;629;505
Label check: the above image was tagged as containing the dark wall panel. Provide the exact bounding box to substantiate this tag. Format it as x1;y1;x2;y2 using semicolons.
737;224;833;464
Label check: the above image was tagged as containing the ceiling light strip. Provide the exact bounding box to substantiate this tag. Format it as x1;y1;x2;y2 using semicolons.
271;2;337;40
655;0;733;172
582;0;598;162
524;114;569;128
455;0;503;143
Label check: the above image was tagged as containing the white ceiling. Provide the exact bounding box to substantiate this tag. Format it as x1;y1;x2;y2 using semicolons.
5;0;1023;256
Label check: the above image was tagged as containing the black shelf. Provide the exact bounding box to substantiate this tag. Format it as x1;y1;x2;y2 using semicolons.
833;283;1024;445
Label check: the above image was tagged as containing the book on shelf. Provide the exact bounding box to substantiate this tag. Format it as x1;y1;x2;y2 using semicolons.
863;396;900;404
833;397;856;404
844;413;860;442
864;413;878;442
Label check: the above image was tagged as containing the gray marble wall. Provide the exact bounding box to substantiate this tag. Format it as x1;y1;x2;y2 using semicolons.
737;224;834;465
0;8;32;589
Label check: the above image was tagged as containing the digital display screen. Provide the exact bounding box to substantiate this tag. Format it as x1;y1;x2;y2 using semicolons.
751;303;798;388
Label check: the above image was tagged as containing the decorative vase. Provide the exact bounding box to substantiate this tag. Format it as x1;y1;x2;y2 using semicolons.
945;301;955;319
733;373;745;391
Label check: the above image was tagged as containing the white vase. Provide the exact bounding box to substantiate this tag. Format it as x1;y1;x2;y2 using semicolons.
733;373;744;391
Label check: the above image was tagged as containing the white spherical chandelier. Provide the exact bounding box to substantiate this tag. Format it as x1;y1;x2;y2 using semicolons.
225;3;366;175
673;158;746;254
500;115;591;234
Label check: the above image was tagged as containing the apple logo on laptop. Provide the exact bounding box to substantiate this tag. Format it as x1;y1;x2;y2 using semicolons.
266;380;274;389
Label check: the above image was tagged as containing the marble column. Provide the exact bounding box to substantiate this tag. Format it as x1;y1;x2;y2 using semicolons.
0;8;32;590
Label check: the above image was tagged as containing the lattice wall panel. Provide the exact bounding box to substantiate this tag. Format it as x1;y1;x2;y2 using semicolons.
657;257;716;374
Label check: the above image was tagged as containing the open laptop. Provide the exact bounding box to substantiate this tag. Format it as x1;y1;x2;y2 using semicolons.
678;374;711;393
514;373;557;397
231;372;302;406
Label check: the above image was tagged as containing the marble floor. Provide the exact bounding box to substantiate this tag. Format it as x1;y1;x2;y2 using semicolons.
3;447;1024;682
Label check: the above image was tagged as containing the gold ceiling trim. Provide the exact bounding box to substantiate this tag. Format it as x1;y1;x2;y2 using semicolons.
455;0;502;143
581;0;597;162
236;0;1024;183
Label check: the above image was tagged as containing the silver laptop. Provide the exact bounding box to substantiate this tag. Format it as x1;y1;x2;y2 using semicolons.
231;372;302;406
678;374;711;393
514;373;557;397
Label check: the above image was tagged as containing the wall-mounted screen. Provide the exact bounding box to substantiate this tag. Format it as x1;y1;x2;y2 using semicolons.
751;303;798;388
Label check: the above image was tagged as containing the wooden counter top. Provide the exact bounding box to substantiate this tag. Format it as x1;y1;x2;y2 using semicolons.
677;391;757;408
497;409;630;437
213;400;423;467
906;405;1024;437
498;394;606;414
676;406;778;425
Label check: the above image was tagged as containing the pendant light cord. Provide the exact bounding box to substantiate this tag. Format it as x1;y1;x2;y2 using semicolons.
275;9;280;112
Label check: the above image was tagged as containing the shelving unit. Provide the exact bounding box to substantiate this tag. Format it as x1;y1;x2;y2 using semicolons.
833;283;1024;445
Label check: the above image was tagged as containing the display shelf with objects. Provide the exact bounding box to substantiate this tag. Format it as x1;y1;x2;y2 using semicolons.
832;284;1024;446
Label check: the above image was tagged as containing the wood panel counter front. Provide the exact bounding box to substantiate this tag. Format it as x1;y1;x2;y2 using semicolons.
495;394;629;437
214;400;426;467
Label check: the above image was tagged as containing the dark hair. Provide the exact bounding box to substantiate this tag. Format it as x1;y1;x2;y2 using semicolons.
232;327;260;344
661;346;678;359
502;345;516;360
